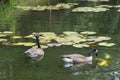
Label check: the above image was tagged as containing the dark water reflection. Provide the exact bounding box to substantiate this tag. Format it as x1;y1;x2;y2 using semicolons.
0;1;120;80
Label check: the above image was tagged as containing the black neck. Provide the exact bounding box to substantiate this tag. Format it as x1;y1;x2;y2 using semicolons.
88;51;93;57
36;36;41;48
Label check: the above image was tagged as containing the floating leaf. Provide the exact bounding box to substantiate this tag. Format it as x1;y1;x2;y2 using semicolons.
3;31;13;34
60;42;73;45
12;42;36;46
97;36;111;41
72;7;109;12
24;35;33;38
98;42;115;47
73;44;89;48
0;39;7;42
0;34;7;37
23;42;36;46
63;31;78;36
80;31;96;35
47;43;62;47
104;53;111;59
12;36;22;39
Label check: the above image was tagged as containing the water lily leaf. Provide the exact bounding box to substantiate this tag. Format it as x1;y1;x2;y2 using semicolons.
60;42;73;45
97;36;111;41
12;36;22;39
39;32;56;37
3;31;13;34
12;42;36;46
55;37;70;43
0;34;7;37
104;53;111;59
65;36;86;43
0;39;7;42
98;42;115;47
80;31;96;35
72;7;109;12
40;40;51;44
47;43;62;47
95;5;113;8
24;35;33;38
73;44;89;48
63;31;78;36
23;42;36;46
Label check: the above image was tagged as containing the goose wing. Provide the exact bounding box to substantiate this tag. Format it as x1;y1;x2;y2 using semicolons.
61;54;88;63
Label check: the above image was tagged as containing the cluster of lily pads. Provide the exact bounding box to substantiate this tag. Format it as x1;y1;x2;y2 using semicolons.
14;2;120;12
14;3;79;11
72;7;109;12
1;31;115;49
0;31;13;42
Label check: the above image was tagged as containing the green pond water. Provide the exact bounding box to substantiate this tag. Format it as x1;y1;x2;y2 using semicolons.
0;1;120;80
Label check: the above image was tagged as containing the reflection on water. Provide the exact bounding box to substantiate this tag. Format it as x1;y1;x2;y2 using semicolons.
0;0;120;80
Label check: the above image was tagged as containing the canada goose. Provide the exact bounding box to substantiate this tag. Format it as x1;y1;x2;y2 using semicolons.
60;49;98;63
24;34;44;58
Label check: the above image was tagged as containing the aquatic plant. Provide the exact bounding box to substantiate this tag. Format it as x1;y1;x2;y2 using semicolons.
1;31;115;49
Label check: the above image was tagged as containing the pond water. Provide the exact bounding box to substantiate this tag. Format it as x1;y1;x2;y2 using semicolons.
0;1;120;80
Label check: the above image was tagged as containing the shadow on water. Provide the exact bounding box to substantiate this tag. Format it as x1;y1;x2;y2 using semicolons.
0;0;120;80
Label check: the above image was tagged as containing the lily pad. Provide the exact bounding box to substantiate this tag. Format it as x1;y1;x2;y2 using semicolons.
97;36;111;41
0;39;7;42
3;31;13;34
73;44;89;48
47;43;62;47
80;31;96;35
98;42;115;47
104;53;111;59
0;34;7;37
12;42;36;46
12;36;22;39
72;7;109;12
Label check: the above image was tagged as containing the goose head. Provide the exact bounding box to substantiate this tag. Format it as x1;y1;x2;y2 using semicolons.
88;48;98;57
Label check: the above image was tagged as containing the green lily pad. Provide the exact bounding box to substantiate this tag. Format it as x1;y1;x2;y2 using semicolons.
12;42;36;46
60;42;73;45
72;7;109;12
98;42;115;47
97;36;111;41
0;39;7;42
73;44;89;48
65;36;86;43
0;34;7;37
47;43;62;47
12;36;22;39
63;31;78;36
80;31;96;35
3;31;13;34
